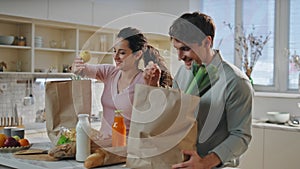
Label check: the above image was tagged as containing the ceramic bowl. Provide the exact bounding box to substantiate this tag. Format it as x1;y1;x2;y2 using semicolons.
0;35;14;45
266;112;290;123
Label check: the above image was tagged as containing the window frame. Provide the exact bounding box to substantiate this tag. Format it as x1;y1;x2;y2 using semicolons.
198;0;295;93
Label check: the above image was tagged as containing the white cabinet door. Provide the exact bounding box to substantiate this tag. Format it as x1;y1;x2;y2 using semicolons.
92;2;132;28
0;0;48;19
239;127;264;169
48;0;93;25
264;129;300;169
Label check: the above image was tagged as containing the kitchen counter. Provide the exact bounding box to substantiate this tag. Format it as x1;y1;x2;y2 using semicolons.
1;120;299;169
0;142;126;169
252;119;300;132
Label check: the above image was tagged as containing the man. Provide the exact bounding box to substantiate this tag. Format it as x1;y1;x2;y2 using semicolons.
143;11;253;169
167;12;253;169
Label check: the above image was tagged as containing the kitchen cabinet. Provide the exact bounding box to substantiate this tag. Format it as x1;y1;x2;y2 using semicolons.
0;14;116;75
145;33;172;70
0;13;174;77
0;15;32;72
239;127;264;169
239;125;300;169
264;128;300;169
48;0;93;25
0;0;48;20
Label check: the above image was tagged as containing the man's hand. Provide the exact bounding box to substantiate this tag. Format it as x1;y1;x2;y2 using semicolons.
172;150;221;169
143;61;161;87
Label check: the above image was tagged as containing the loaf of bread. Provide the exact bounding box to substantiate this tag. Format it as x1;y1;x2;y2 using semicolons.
84;149;107;169
84;147;127;169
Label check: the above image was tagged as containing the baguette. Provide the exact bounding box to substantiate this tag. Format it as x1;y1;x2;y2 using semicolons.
84;147;127;168
84;150;106;169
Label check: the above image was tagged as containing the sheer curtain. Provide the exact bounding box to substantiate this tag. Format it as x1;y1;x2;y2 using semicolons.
201;0;235;63
200;0;275;86
288;0;300;89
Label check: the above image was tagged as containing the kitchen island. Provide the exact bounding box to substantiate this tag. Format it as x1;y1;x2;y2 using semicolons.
2;121;299;169
0;142;127;169
0;122;127;169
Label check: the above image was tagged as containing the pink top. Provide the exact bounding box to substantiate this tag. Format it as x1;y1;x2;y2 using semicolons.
83;64;145;138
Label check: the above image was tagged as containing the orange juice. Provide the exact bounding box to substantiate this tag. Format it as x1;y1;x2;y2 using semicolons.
112;110;126;147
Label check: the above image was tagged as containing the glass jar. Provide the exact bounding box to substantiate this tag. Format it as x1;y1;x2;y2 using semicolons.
18;36;26;46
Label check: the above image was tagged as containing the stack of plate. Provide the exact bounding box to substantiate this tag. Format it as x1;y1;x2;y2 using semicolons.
35;36;43;48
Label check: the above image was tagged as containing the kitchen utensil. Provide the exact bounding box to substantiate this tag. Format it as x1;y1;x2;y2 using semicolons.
23;79;33;106
266;112;290;123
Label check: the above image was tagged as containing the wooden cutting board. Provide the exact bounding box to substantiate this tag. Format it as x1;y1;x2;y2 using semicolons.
14;149;59;161
14;154;59;161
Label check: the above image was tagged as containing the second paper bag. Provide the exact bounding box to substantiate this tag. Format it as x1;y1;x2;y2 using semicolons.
126;84;200;169
45;80;91;144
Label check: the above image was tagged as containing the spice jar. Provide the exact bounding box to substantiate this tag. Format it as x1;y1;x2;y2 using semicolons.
18;36;26;46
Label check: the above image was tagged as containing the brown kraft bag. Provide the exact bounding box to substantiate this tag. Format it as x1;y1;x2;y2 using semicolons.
126;84;200;169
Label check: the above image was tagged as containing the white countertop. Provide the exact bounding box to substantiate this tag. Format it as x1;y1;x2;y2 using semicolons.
1;120;299;169
252;119;300;132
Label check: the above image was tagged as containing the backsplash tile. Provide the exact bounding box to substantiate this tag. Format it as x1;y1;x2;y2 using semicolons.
0;75;103;125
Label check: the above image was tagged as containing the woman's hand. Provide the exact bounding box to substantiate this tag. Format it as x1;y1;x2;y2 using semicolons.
172;150;220;169
143;61;161;87
72;57;85;74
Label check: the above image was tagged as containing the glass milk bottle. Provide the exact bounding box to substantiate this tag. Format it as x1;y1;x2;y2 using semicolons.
76;114;91;162
112;110;126;147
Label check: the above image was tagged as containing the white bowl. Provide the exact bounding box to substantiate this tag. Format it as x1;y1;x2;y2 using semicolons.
266;112;290;123
0;35;15;45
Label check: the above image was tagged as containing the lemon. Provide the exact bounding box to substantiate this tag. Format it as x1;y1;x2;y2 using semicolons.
80;50;91;63
12;135;20;141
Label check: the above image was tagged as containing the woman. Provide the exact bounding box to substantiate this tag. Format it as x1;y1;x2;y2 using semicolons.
73;27;149;139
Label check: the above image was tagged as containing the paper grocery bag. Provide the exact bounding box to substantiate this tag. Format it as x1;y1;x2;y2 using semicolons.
126;84;200;169
45;80;92;144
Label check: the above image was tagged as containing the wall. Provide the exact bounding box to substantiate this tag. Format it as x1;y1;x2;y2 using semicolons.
253;93;300;119
0;75;103;125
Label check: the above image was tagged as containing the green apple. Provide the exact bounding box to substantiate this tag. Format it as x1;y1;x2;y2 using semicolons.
12;135;20;141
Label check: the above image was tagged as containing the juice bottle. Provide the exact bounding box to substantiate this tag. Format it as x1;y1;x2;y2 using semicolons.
112;110;126;147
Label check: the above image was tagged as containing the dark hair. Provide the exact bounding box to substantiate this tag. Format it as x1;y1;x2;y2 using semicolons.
117;27;147;52
143;45;173;87
169;12;216;47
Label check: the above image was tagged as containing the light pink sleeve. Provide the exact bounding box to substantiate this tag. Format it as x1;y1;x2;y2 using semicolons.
83;64;116;82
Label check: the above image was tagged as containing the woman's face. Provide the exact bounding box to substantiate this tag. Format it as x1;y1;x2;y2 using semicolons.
113;38;138;70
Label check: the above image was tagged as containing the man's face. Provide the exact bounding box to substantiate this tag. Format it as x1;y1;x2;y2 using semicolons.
172;39;203;69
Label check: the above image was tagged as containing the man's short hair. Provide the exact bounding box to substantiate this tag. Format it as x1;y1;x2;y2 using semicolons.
169;12;216;46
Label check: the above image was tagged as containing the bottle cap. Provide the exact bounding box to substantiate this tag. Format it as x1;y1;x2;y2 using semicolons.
114;110;122;114
78;114;89;117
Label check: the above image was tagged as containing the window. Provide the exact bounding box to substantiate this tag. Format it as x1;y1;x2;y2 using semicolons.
201;0;235;63
288;0;300;89
242;0;275;86
200;0;296;92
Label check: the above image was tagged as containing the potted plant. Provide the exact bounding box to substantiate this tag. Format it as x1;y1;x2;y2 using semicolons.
224;22;271;85
0;61;7;72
